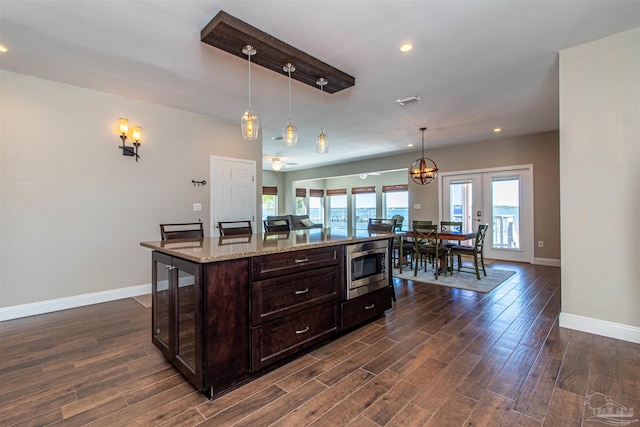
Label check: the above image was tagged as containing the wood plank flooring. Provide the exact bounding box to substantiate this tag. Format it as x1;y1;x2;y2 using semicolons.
1;262;638;426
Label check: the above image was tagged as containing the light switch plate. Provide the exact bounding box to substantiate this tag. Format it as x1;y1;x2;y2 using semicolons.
193;203;202;212
414;203;421;209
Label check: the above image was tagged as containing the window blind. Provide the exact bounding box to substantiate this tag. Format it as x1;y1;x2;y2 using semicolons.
262;186;278;196
351;186;376;194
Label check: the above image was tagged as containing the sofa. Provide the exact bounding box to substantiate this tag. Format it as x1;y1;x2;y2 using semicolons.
265;214;323;230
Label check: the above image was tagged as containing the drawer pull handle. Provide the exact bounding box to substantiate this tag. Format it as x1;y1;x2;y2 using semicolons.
296;326;310;334
295;288;309;295
365;304;375;310
295;258;309;263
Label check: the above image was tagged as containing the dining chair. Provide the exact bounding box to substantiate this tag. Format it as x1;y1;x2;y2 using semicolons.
412;221;445;279
440;221;463;234
391;215;404;232
449;224;489;280
217;220;253;236
263;218;291;232
440;220;463;267
367;218;397;233
159;222;204;240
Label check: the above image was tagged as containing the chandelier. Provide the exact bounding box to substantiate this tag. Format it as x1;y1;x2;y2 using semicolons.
409;127;438;185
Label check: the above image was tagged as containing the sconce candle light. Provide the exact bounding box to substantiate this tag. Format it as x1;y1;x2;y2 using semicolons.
118;118;141;161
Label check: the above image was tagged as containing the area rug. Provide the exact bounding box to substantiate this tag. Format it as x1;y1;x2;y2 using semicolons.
133;294;152;308
393;265;515;293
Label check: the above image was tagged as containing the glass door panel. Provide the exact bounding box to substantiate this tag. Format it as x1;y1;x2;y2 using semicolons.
152;253;171;355
441;167;532;263
491;176;520;250
176;268;197;373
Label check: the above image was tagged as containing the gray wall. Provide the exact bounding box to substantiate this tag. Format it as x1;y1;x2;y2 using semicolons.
283;131;560;260
0;70;263;308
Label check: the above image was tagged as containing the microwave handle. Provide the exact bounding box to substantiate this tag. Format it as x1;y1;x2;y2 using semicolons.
352;248;385;257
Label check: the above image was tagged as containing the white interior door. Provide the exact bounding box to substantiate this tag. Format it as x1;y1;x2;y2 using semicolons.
210;156;256;236
441;166;533;263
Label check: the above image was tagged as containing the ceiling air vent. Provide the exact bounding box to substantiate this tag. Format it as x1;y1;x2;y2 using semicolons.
396;95;423;106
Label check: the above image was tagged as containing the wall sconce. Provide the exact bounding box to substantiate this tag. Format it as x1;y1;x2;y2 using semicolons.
118;118;141;161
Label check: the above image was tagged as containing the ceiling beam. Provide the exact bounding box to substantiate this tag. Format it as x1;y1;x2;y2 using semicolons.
201;11;355;94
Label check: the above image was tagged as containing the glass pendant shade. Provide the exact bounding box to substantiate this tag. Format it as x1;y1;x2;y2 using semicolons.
283;120;298;147
282;63;297;147
241;45;259;141
316;130;329;153
409;127;439;185
241;108;259;140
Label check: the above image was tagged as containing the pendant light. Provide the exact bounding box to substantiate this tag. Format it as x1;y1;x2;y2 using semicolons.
315;77;329;154
241;45;259;140
409;127;439;185
282;63;298;147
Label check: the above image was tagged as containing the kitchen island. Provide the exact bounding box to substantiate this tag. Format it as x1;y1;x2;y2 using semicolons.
140;229;395;399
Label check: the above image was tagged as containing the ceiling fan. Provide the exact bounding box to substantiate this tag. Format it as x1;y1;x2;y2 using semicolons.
358;172;382;180
265;157;297;171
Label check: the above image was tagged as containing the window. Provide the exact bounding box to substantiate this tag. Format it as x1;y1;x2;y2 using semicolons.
383;184;409;230
309;189;324;224
295;188;307;215
262;186;277;218
327;188;347;231
352;186;376;230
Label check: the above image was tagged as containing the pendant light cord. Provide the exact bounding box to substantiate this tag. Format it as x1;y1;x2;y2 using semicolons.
320;83;324;130
287;67;292;121
248;51;252;109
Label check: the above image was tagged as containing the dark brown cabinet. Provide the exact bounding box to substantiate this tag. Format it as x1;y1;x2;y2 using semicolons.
250;245;343;370
149;239;393;399
341;286;393;330
152;252;203;388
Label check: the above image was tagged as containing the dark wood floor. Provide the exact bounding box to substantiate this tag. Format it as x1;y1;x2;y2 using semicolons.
1;262;638;426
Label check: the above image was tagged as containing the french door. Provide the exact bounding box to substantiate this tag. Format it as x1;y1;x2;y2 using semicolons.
440;165;533;263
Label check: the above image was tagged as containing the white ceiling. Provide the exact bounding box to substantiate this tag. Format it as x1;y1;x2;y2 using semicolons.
1;1;638;171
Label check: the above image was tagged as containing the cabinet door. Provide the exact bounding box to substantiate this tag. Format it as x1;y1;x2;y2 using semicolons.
152;252;172;359
151;252;203;389
172;257;202;387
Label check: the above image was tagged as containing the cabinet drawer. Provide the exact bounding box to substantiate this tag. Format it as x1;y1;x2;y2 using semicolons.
252;246;343;281
251;302;338;370
341;287;393;330
252;265;340;325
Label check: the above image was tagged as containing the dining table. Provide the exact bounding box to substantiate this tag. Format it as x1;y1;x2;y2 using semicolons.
397;230;476;274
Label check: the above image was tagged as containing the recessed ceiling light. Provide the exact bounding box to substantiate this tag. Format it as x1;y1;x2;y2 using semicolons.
0;45;8;53
408;143;414;147
494;127;502;133
399;42;413;53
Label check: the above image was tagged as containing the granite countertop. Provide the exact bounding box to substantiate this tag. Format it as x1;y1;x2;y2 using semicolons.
140;228;395;263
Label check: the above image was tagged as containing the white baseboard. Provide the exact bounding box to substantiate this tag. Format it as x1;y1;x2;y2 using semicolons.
0;283;151;322
559;312;640;344
534;257;561;267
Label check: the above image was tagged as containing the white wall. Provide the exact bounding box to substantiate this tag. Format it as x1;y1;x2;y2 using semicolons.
559;28;640;343
0;71;262;314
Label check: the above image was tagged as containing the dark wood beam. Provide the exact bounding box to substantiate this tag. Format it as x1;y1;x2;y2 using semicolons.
201;11;355;94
